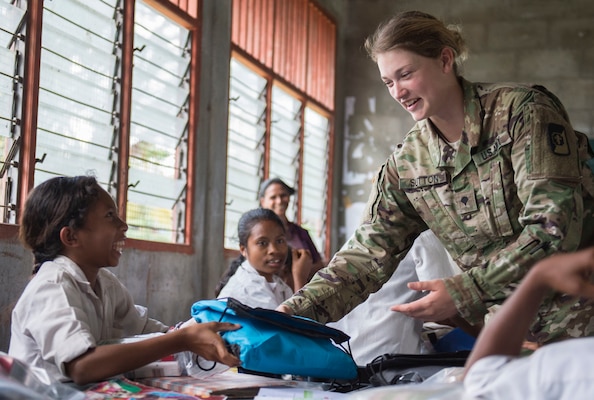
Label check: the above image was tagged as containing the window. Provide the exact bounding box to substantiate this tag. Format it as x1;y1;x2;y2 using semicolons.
224;0;336;256
224;59;267;246
1;0;199;248
128;1;192;243
302;107;331;253
0;0;26;224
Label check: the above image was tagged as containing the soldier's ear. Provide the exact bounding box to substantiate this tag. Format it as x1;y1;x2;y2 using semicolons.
440;47;455;73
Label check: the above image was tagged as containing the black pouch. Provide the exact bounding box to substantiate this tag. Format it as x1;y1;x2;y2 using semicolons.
361;351;470;386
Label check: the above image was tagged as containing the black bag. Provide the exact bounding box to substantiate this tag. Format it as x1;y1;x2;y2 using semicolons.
361;351;470;386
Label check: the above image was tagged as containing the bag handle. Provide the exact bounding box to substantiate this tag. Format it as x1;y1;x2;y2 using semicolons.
225;298;352;344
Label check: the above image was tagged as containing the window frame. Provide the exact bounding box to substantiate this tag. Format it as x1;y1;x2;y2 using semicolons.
2;0;201;253
225;0;336;260
226;48;335;259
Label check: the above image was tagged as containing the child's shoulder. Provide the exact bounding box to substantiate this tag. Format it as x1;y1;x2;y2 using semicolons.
34;256;85;282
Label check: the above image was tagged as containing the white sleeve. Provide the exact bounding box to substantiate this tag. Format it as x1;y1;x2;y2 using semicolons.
10;276;96;379
412;230;461;281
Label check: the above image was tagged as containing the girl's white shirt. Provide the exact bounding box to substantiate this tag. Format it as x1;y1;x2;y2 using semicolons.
217;260;293;309
8;255;167;382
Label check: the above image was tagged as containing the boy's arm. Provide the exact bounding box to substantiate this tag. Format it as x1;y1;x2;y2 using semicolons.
464;247;594;374
65;321;240;385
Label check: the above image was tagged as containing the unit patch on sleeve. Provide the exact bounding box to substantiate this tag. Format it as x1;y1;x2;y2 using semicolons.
547;123;570;156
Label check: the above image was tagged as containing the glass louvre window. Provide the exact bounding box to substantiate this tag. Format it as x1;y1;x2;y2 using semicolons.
302;107;330;253
229;0;336;256
224;58;331;254
0;0;25;224
269;85;301;222
224;59;267;249
127;1;191;243
36;0;118;188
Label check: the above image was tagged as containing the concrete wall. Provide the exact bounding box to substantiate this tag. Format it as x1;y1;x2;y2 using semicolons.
2;0;593;352
339;0;594;239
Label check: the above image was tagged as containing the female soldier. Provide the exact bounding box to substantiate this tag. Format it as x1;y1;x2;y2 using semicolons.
278;11;594;346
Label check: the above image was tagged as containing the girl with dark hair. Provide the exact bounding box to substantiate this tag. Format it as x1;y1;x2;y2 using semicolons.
9;176;240;385
216;208;311;308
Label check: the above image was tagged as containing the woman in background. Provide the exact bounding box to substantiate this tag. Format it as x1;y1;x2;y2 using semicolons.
259;177;325;290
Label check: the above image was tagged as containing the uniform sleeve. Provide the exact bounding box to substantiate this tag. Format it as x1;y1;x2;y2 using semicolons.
444;90;591;324
282;157;428;323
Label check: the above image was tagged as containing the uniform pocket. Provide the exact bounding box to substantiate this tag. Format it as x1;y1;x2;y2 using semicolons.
406;187;474;257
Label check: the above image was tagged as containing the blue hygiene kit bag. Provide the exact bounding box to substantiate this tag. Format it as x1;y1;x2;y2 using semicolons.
191;298;358;380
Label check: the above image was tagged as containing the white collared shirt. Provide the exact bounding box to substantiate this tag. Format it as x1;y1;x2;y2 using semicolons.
217;260;293;309
9;256;167;381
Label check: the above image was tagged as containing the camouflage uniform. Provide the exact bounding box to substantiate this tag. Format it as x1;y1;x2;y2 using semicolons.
284;79;594;344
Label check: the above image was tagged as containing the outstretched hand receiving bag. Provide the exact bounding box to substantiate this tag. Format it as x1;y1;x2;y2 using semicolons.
191;298;358;380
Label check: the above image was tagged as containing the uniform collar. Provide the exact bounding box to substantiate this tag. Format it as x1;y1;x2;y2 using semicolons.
420;78;483;176
461;77;484;149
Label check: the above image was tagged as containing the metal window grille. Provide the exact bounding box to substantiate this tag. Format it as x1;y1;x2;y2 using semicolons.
0;0;26;224
126;0;191;243
226;0;335;254
35;0;120;188
302;107;330;253
224;59;267;248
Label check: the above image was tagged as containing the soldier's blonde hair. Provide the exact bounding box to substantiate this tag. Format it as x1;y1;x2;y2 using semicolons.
364;11;468;76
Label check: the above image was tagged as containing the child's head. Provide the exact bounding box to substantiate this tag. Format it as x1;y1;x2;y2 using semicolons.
19;175;127;272
238;208;288;281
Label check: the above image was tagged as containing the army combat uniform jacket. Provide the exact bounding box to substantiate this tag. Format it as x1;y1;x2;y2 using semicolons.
284;79;594;344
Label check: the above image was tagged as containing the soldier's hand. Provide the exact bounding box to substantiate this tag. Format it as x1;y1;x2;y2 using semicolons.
390;279;457;321
275;304;295;315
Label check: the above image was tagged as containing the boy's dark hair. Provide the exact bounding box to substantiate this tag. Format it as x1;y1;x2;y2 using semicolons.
19;175;101;273
214;208;285;296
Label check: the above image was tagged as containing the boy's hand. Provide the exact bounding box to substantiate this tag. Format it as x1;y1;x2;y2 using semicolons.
529;247;594;298
182;321;241;367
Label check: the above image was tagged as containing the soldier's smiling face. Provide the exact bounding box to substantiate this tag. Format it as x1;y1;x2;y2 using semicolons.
377;47;456;122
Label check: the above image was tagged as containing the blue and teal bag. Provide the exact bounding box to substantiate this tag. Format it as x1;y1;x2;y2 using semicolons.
191;298;358;380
